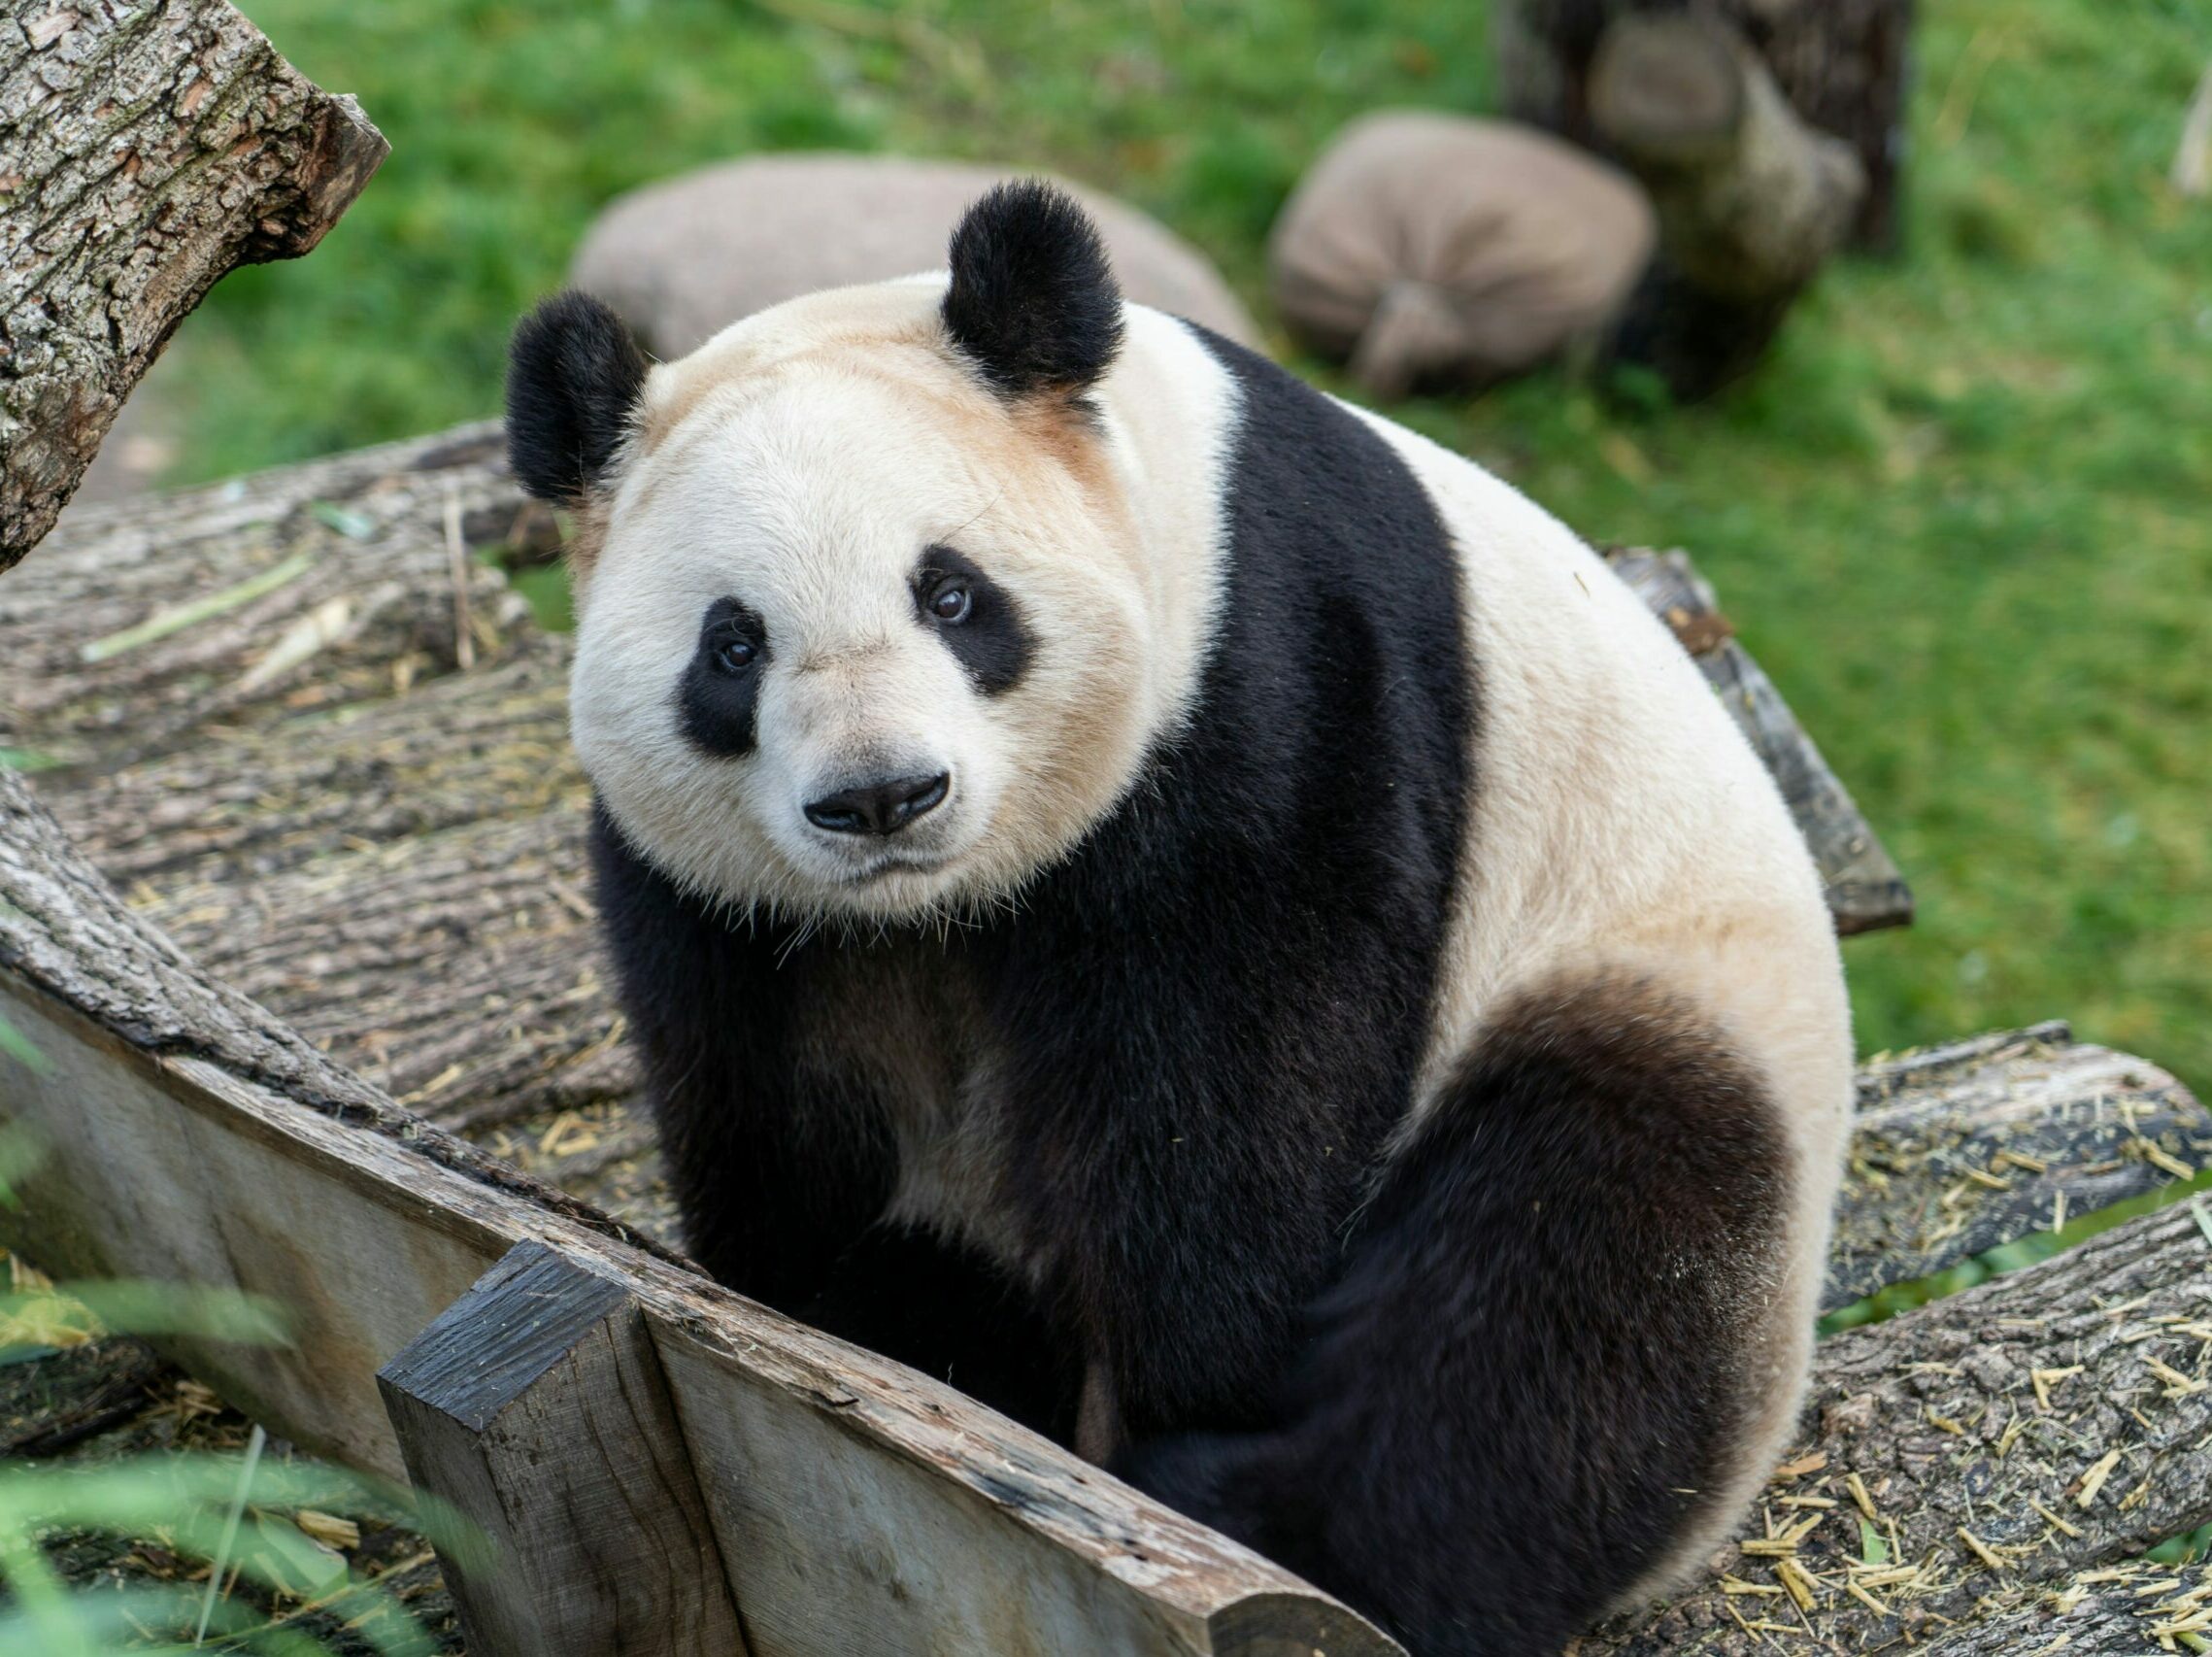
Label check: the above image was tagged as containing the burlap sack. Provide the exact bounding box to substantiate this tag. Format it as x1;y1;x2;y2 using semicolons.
1269;112;1656;397
571;152;1260;357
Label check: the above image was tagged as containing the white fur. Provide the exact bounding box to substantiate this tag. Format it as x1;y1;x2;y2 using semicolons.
1342;404;1853;1593
571;285;1235;928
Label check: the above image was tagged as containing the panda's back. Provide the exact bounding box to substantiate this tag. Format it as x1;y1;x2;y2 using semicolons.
1114;305;1850;1241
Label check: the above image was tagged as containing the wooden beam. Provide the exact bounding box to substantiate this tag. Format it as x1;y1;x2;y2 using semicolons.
0;0;386;568
379;1241;746;1657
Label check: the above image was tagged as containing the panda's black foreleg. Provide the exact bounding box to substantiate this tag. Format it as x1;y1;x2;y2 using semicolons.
793;1225;1084;1441
1116;977;1796;1657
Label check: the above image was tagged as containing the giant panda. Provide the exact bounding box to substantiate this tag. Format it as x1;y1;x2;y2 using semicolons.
505;181;1852;1656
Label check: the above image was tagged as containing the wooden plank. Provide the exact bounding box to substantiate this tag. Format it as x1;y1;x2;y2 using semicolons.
1827;1023;2208;1310
1606;547;1912;933
651;1316;1400;1657
379;1241;745;1657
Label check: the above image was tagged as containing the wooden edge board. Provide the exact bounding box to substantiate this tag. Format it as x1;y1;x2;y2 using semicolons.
378;1240;746;1656
0;969;1397;1655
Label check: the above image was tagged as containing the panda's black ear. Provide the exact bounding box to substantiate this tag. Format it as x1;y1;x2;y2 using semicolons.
505;291;650;502
943;180;1123;397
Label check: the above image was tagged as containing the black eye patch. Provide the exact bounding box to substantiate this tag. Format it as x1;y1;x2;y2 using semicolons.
914;546;1033;696
678;597;768;757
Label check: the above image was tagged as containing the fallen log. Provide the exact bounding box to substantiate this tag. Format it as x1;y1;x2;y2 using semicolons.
0;0;386;566
1605;548;1909;934
1829;1021;2208;1310
1922;1560;2209;1655
1584;1198;2212;1655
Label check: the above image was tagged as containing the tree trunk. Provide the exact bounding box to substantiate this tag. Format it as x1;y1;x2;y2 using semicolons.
1495;0;1913;253
1584;15;1865;396
0;0;386;569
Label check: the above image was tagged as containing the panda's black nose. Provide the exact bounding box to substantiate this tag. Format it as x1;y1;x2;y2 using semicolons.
804;772;950;836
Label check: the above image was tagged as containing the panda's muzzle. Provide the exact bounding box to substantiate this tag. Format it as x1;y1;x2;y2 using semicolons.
803;771;951;837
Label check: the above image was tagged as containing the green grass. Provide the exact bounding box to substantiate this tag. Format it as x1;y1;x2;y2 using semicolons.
164;0;2212;1093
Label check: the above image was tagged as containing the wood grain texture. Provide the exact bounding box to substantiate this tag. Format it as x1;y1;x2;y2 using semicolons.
1831;1022;2209;1310
380;1241;746;1657
0;0;386;566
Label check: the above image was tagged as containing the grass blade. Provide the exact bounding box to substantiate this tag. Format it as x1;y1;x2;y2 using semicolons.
196;1424;266;1645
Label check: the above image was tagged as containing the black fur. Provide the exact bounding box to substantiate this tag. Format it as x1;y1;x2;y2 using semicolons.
506;290;649;502
1114;975;1791;1655
914;545;1034;695
588;803;1083;1438
942;181;1123;396
679;598;769;758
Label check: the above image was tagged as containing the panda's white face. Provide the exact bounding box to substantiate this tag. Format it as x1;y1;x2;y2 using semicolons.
569;287;1156;924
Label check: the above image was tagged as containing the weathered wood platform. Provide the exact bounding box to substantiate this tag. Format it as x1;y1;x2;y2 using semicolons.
3;431;2206;1656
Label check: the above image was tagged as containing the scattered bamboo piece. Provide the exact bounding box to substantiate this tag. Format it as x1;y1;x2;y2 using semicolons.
2075;1448;2124;1509
1846;1472;1877;1522
2029;1499;2083;1539
2032;1366;2084;1411
1957;1529;2005;1572
81;552;318;663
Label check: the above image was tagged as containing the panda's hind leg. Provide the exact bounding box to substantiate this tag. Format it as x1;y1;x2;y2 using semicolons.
1117;973;1801;1657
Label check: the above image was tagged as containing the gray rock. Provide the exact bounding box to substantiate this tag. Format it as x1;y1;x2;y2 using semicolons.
570;152;1260;358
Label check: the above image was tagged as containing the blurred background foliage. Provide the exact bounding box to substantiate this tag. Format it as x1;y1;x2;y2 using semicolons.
154;0;2211;1092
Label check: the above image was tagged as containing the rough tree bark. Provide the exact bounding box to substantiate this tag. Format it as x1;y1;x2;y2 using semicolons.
0;0;387;567
1495;0;1913;252
1581;1200;2212;1655
1923;1561;2209;1655
1829;1023;2208;1310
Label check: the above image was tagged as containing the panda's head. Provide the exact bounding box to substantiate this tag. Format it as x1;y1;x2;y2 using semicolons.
508;183;1165;923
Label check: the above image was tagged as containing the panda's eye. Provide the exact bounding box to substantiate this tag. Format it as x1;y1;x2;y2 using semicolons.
927;581;973;625
711;635;756;674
